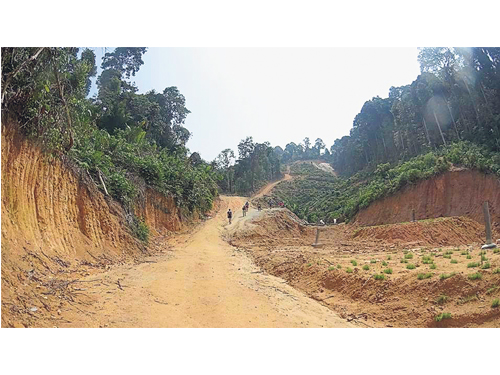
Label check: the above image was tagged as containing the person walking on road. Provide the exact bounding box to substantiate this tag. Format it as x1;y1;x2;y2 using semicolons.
227;209;233;224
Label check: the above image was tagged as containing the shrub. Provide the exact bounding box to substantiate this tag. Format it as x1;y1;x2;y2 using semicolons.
383;268;393;274
133;218;150;243
382;261;388;266
407;264;416;270
435;313;452;322
430;263;437;269
461;251;468;256
370;259;377;264
494;248;500;254
387;255;392;260
450;259;458;264
481;255;488;262
350;260;358;266
466;254;472;259
401;259;408;264
362;265;370;271
328;266;335;271
337;264;342;269
494;268;500;274
467;262;479;268
373;274;386;280
482;262;491;269
422;256;433;264
404;253;413;259
492;299;500;308
346;267;353;273
443;254;451;259
468;272;482;280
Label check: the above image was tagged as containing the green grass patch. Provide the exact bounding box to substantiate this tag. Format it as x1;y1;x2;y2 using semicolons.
383;268;393;274
440;272;456;280
436;295;448;305
430;263;437;269
481;255;488;262
306;263;312;267
450;259;458;264
362;265;370;271
328;266;335;271
404;253;414;259
435;312;452;322
486;286;499;295
350;260;357;267
346;267;353;273
443;254;451;259
406;264;416;270
457;295;478;305
387;255;392;260
400;259;408;264
466;254;472;259
337;264;342;269
468;272;482;280
482;262;491;269
370;259;377;264
494;248;499;254
373;274;386;280
467;262;479;268
494;268;500;274
492;299;500;308
417;273;433;280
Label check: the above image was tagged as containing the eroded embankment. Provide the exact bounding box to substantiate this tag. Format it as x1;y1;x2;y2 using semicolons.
355;170;500;231
229;209;500;327
1;124;185;327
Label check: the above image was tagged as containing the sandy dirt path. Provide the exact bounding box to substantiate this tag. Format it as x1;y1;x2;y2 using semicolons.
61;196;351;328
253;173;292;199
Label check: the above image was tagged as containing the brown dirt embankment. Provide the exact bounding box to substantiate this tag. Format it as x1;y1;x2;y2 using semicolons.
229;209;500;327
1;123;186;327
355;170;500;232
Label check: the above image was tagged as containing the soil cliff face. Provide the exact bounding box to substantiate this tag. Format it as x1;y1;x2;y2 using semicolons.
1;123;187;326
355;170;500;232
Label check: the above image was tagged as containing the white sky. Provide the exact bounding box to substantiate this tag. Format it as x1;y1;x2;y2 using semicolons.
116;48;421;161
89;48;421;161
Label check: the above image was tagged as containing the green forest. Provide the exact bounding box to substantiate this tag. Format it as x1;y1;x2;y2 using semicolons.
1;47;219;242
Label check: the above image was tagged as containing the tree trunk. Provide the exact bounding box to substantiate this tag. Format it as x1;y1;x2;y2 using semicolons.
446;101;460;140
422;117;432;146
433;110;447;146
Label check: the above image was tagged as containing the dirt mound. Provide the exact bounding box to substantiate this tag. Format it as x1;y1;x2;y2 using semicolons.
352;217;486;247
355;170;500;234
230;209;315;247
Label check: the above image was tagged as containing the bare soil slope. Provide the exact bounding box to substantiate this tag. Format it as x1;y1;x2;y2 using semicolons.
2;124;186;327
229;209;500;327
355;170;500;232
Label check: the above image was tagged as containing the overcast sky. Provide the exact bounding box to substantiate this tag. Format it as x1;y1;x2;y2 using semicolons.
90;48;421;161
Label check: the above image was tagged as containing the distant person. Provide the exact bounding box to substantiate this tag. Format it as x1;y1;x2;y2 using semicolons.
268;200;273;209
257;203;262;211
245;201;249;210
242;205;246;217
227;209;233;224
334;218;337;225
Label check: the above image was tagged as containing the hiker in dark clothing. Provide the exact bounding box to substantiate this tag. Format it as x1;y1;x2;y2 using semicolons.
227;209;233;224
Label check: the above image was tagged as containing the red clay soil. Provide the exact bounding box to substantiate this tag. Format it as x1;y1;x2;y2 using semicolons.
1;123;194;327
229;209;500;327
355;170;500;232
352;217;488;247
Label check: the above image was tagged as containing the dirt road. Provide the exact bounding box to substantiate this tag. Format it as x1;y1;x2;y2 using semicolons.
60;196;351;327
253;173;292;199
